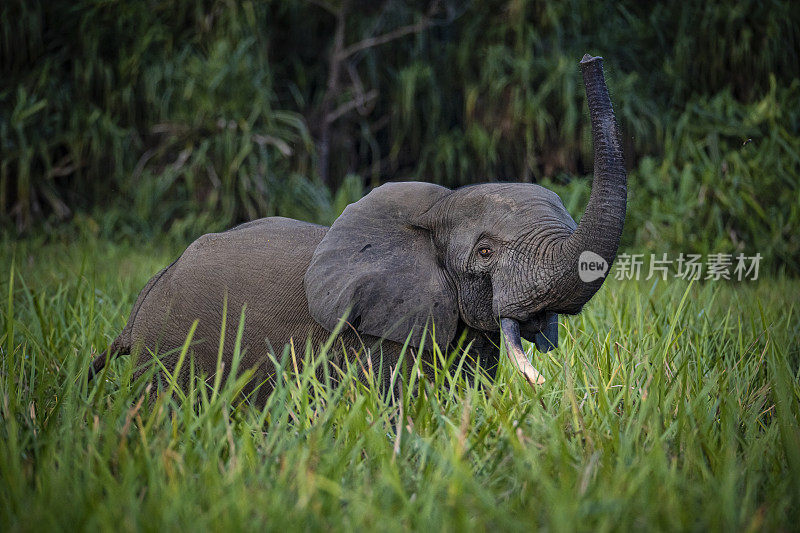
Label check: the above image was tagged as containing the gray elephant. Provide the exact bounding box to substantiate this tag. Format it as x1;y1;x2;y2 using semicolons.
90;55;626;401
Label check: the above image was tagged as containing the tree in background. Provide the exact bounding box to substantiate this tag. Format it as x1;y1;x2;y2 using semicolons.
1;0;798;271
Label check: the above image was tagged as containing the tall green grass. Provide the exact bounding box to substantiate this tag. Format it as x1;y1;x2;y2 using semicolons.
1;237;798;530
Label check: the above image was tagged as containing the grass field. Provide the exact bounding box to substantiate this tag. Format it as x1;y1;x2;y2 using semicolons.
1;235;799;531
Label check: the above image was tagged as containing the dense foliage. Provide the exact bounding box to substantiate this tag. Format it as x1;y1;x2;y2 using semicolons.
1;238;799;530
2;0;799;271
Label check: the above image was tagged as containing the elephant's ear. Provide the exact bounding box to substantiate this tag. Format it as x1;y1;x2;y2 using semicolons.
305;182;458;348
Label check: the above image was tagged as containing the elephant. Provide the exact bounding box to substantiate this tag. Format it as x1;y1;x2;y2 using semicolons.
89;54;626;402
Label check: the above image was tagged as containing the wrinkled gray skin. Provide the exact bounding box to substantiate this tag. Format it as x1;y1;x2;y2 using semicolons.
90;55;626;402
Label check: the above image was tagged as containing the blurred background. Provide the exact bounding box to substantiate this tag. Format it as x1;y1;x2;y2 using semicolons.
2;0;798;273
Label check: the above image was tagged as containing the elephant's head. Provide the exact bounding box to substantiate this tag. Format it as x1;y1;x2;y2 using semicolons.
305;55;626;386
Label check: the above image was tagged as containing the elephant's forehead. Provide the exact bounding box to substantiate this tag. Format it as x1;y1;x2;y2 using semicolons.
450;183;573;222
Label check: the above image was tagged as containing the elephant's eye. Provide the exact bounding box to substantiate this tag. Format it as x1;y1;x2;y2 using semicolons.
478;247;493;258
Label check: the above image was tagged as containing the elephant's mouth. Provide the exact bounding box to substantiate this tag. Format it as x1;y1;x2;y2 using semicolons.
518;312;559;353
499;313;558;387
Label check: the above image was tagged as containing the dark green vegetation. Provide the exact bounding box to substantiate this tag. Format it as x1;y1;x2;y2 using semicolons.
1;237;799;530
2;0;799;271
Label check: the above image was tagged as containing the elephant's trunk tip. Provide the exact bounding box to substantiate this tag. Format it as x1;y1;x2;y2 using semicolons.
580;54;603;64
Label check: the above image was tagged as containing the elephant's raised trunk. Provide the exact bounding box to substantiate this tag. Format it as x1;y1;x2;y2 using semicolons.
557;54;627;308
498;55;626;389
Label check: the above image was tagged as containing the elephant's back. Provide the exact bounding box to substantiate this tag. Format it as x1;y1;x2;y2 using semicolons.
179;217;328;272
129;217;337;397
169;217;328;306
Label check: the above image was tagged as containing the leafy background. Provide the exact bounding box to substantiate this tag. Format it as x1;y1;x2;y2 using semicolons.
2;0;799;270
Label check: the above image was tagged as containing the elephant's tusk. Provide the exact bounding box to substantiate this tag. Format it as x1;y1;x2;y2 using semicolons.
500;318;546;387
